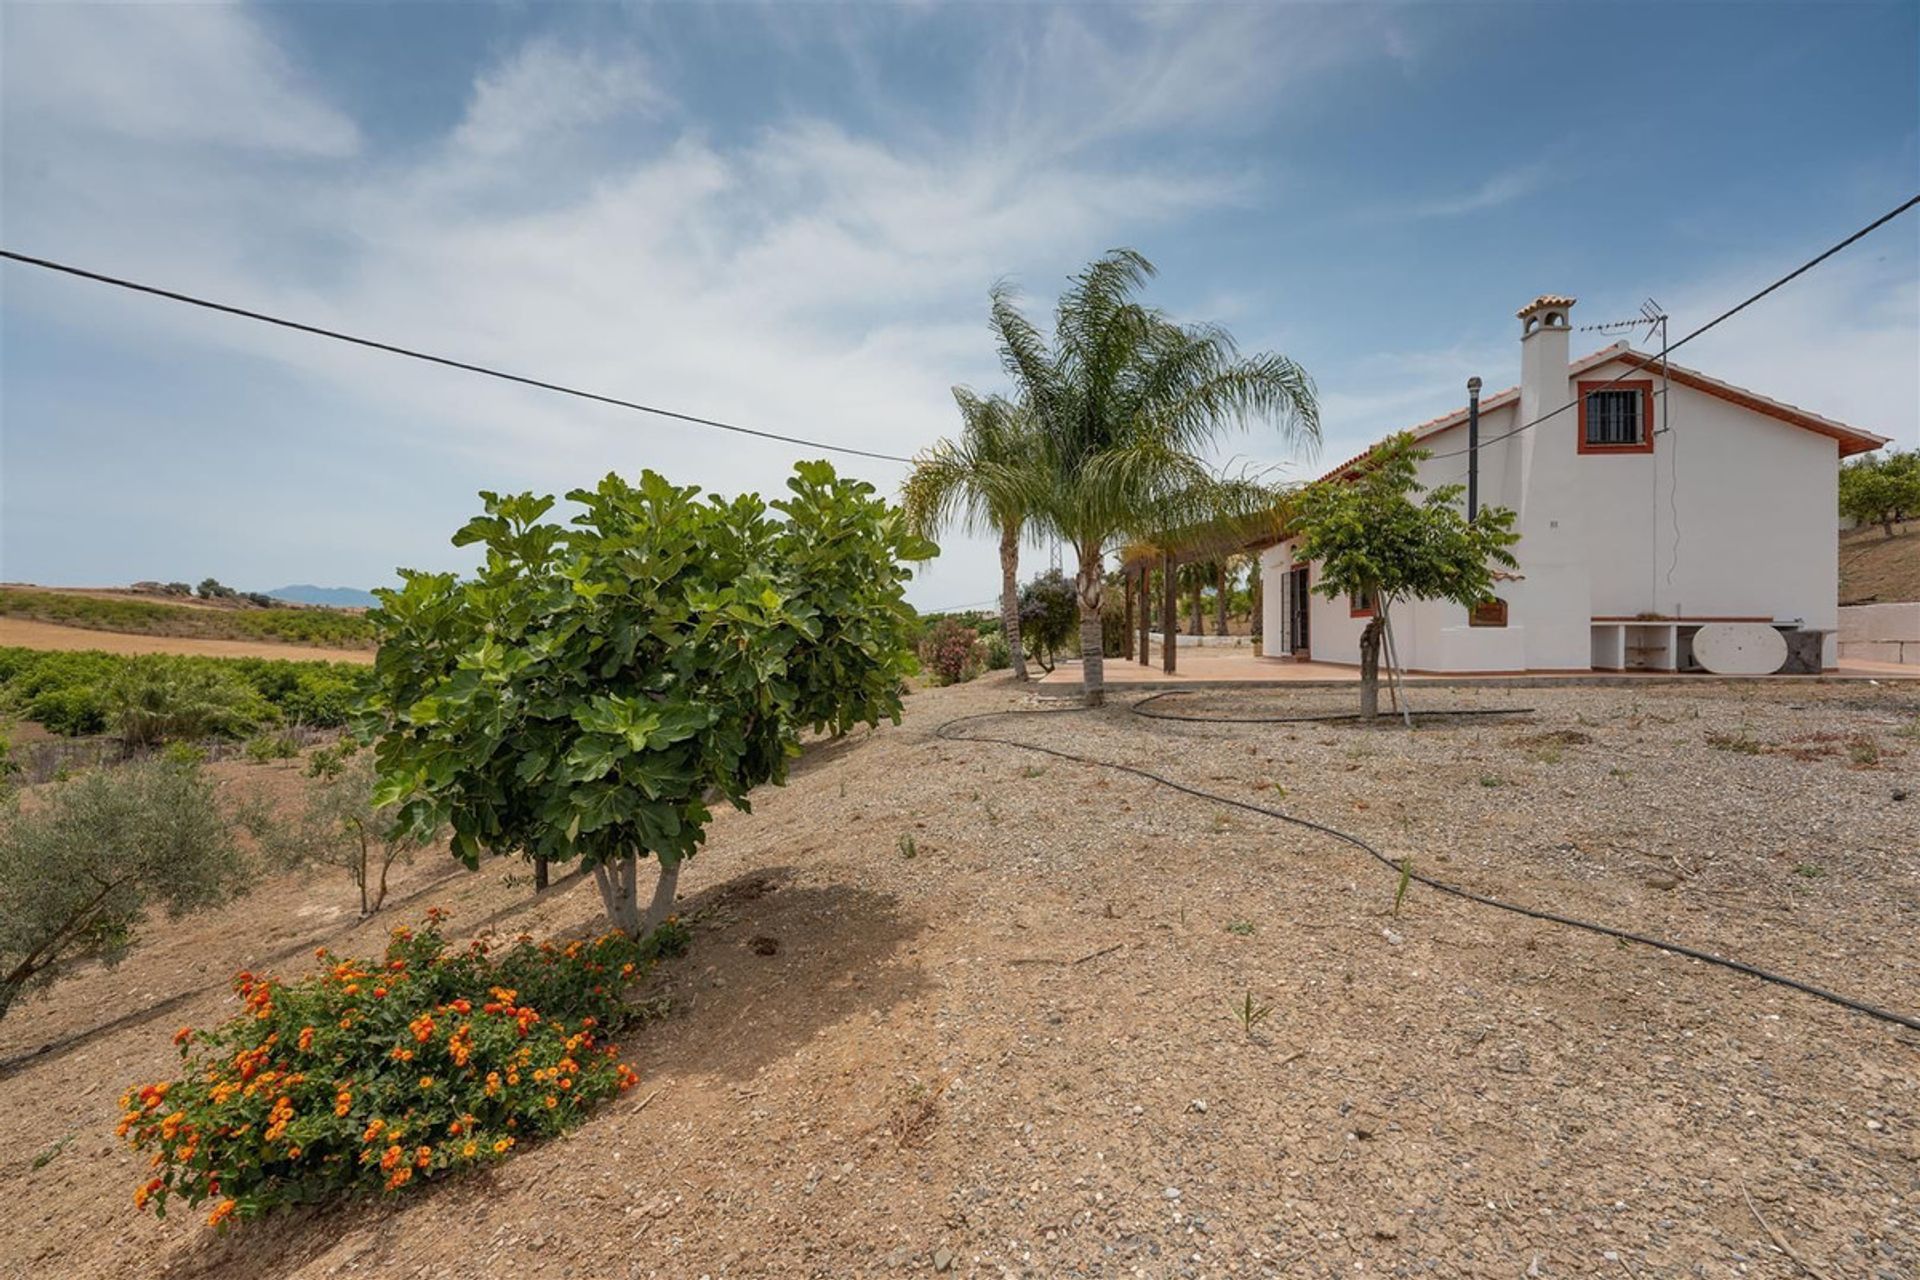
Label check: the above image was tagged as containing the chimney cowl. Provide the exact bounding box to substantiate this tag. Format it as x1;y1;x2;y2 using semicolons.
1516;294;1576;337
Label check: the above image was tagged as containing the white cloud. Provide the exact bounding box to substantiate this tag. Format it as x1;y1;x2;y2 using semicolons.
0;4;1402;600
1;3;358;156
1395;161;1553;220
1652;251;1919;447
452;37;669;157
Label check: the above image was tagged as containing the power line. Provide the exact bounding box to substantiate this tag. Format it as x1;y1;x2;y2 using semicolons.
0;248;917;465
1420;191;1920;465
922;596;1002;615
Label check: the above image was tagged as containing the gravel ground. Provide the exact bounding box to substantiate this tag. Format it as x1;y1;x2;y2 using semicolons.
1;678;1916;1280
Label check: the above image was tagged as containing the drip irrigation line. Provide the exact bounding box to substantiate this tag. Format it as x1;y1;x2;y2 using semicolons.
0;249;916;465
1128;689;1534;725
933;703;1920;1034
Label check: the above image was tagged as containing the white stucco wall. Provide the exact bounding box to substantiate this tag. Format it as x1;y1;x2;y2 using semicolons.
1262;361;1848;671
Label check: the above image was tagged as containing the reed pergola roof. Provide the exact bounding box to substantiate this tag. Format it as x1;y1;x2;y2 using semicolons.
1115;499;1295;573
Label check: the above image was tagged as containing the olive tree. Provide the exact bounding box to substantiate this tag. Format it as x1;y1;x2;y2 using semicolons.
1289;434;1520;720
365;463;930;936
0;756;244;1020
243;748;440;916
1839;448;1918;538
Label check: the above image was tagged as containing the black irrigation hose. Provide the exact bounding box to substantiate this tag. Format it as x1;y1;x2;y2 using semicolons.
934;703;1920;1035
1129;689;1536;725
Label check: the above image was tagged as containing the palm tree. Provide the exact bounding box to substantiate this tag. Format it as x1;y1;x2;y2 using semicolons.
902;390;1040;681
989;250;1320;701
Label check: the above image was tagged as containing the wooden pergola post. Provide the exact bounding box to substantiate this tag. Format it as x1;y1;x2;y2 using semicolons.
1161;551;1177;674
1137;566;1152;667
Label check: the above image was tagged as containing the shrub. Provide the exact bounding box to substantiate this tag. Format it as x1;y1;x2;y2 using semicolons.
244;732;301;764
123;914;685;1227
918;616;985;685
983;631;1011;671
197;578;235;600
0;647;369;738
1100;593;1130;658
107;657;271;747
244;755;443;916
1018;570;1077;672
0;755;244;1019
29;684;110;736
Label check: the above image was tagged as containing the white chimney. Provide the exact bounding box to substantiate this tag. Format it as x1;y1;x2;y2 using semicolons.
1506;293;1592;670
1515;294;1575;432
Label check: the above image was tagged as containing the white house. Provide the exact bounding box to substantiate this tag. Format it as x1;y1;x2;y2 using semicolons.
1258;295;1889;673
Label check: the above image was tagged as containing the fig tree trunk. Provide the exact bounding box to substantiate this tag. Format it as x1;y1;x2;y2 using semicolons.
591;853;681;937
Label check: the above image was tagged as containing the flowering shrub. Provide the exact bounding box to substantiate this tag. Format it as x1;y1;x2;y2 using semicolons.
917;617;986;685
122;911;687;1227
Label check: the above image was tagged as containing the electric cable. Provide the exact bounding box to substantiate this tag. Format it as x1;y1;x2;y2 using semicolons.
0;249;917;465
934;701;1920;1034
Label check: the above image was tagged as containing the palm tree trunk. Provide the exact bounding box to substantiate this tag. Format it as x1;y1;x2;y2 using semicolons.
1075;546;1106;704
1215;564;1228;636
998;524;1028;681
1189;580;1202;635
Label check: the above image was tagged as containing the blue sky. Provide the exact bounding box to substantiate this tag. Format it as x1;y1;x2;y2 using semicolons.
3;1;1915;608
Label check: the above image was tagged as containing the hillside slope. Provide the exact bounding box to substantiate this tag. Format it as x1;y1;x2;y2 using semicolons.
266;584;380;608
2;679;1915;1278
0;585;374;649
1839;518;1920;603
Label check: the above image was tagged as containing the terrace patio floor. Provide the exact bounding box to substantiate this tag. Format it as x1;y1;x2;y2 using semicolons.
1032;647;1920;690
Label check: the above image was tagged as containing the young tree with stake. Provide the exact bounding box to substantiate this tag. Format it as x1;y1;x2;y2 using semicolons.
1289;434;1520;720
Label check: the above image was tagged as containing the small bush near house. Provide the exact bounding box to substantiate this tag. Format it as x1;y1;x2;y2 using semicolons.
123;914;687;1227
918;616;986;685
0;755;244;1020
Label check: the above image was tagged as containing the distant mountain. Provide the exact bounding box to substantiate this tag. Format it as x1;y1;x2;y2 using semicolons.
265;584;380;608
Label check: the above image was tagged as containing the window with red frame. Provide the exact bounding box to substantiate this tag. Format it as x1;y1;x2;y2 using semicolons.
1578;380;1655;453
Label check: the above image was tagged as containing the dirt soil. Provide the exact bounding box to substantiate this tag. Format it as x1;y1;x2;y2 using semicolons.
1840;520;1920;604
1;680;1916;1279
0;618;374;664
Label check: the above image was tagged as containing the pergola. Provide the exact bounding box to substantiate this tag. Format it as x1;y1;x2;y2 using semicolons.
1114;505;1291;675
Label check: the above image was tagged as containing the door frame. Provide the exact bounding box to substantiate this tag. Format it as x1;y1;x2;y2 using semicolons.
1286;564;1311;658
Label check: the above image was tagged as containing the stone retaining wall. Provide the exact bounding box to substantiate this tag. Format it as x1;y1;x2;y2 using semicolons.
1838;603;1920;665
